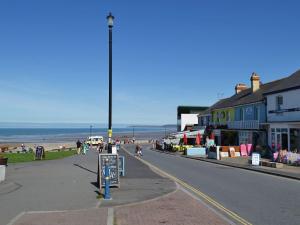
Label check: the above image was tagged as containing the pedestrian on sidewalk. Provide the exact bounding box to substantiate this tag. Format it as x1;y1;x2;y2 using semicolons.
135;144;142;157
76;140;82;155
97;142;104;153
82;142;89;155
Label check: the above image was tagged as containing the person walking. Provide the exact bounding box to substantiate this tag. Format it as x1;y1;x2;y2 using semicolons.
76;140;82;155
82;142;89;155
97;142;104;153
135;144;142;157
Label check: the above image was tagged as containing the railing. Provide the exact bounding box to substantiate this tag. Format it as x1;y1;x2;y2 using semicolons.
209;122;227;127
227;120;260;130
209;120;260;130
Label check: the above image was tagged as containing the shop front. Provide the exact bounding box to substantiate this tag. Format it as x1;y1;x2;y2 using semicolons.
269;123;300;153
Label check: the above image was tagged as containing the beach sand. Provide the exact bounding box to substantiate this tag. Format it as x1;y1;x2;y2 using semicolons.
0;130;169;152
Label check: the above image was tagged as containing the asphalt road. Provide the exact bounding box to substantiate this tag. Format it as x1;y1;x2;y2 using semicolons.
124;144;300;225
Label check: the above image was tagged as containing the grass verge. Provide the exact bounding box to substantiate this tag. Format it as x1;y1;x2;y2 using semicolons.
1;149;77;163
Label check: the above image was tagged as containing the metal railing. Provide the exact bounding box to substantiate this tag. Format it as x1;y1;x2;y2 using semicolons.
227;120;260;130
209;120;260;130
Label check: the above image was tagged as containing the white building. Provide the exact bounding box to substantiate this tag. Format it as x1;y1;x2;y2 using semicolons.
177;106;208;131
265;70;300;152
180;114;199;131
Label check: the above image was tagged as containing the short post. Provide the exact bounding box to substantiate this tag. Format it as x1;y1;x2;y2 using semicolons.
104;159;111;200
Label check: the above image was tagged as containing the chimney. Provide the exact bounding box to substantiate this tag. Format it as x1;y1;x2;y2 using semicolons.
235;83;247;94
251;72;260;92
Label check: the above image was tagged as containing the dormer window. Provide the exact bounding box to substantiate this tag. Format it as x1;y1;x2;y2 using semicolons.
276;96;283;110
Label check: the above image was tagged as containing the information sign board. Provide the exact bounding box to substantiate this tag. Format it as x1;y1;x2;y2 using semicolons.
252;153;260;166
99;154;120;187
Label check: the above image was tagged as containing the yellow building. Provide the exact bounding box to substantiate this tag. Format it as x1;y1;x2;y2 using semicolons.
211;108;235;124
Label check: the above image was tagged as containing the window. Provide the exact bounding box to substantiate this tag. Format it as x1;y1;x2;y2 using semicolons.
240;108;244;121
290;129;300;153
216;112;220;123
254;106;259;120
276;95;283;110
226;111;230;121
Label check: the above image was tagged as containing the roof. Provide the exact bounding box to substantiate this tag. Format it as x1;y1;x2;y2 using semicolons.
263;70;300;95
198;99;226;116
211;69;300;110
177;106;208;116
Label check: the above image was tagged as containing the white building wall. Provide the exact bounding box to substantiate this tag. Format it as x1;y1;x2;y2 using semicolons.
180;114;199;131
267;89;300;122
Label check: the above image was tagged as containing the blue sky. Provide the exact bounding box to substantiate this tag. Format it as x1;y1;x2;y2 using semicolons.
0;0;299;126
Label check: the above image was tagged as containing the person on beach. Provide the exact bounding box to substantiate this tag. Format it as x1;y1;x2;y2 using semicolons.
21;144;26;153
76;140;82;155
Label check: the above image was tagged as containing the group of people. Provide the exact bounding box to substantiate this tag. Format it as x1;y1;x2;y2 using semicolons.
76;140;89;155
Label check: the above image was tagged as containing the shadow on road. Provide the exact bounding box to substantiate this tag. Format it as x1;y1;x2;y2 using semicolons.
73;163;97;174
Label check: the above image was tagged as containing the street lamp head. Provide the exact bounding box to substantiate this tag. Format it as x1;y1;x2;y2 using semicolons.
107;12;114;28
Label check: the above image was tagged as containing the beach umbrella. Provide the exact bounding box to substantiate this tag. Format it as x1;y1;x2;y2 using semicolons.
196;133;201;145
183;133;188;145
210;132;215;140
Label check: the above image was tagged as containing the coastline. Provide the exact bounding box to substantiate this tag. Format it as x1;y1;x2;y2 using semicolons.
0;130;169;152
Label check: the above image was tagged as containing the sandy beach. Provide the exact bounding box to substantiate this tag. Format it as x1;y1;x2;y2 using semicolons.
0;130;168;152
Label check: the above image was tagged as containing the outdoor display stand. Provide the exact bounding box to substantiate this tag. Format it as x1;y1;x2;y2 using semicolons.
119;156;125;176
98;154;120;188
186;147;206;156
252;153;261;166
35;146;45;160
207;146;220;160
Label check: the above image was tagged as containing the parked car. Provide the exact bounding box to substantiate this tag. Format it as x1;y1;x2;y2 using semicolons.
86;136;103;146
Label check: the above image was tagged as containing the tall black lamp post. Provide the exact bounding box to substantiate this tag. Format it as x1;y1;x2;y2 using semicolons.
107;12;114;145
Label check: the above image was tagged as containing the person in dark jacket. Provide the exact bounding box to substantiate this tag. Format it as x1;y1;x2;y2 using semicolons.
76;140;82;155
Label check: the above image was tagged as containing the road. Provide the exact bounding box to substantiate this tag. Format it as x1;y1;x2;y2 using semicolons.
124;144;300;225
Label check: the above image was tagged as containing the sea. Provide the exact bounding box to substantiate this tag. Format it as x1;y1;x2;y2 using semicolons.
0;127;174;143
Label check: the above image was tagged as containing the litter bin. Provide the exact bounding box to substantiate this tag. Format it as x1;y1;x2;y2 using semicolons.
0;157;8;166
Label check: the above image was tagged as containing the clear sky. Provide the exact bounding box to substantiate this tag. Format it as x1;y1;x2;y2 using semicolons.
0;0;299;126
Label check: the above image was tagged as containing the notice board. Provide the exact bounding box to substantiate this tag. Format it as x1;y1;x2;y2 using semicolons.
99;154;120;187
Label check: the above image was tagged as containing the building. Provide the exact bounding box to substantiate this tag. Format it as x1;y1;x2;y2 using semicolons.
208;73;271;147
177;106;208;131
264;70;300;152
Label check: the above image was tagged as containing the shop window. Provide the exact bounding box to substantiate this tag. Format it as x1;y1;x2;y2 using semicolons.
281;128;288;133
276;95;283;110
281;133;288;150
271;132;275;150
290;129;300;153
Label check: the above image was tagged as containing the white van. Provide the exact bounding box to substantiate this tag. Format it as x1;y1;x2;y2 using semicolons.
86;136;103;146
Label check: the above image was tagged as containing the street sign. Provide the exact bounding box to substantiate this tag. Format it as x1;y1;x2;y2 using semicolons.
99;154;120;187
252;153;260;166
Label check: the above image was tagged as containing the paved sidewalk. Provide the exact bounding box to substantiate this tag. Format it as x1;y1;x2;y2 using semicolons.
13;208;108;225
115;189;230;225
4;145;238;225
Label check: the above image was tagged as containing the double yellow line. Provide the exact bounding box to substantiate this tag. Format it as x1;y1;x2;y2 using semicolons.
122;147;252;225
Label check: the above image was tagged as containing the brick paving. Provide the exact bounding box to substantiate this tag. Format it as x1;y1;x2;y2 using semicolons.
115;189;230;225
